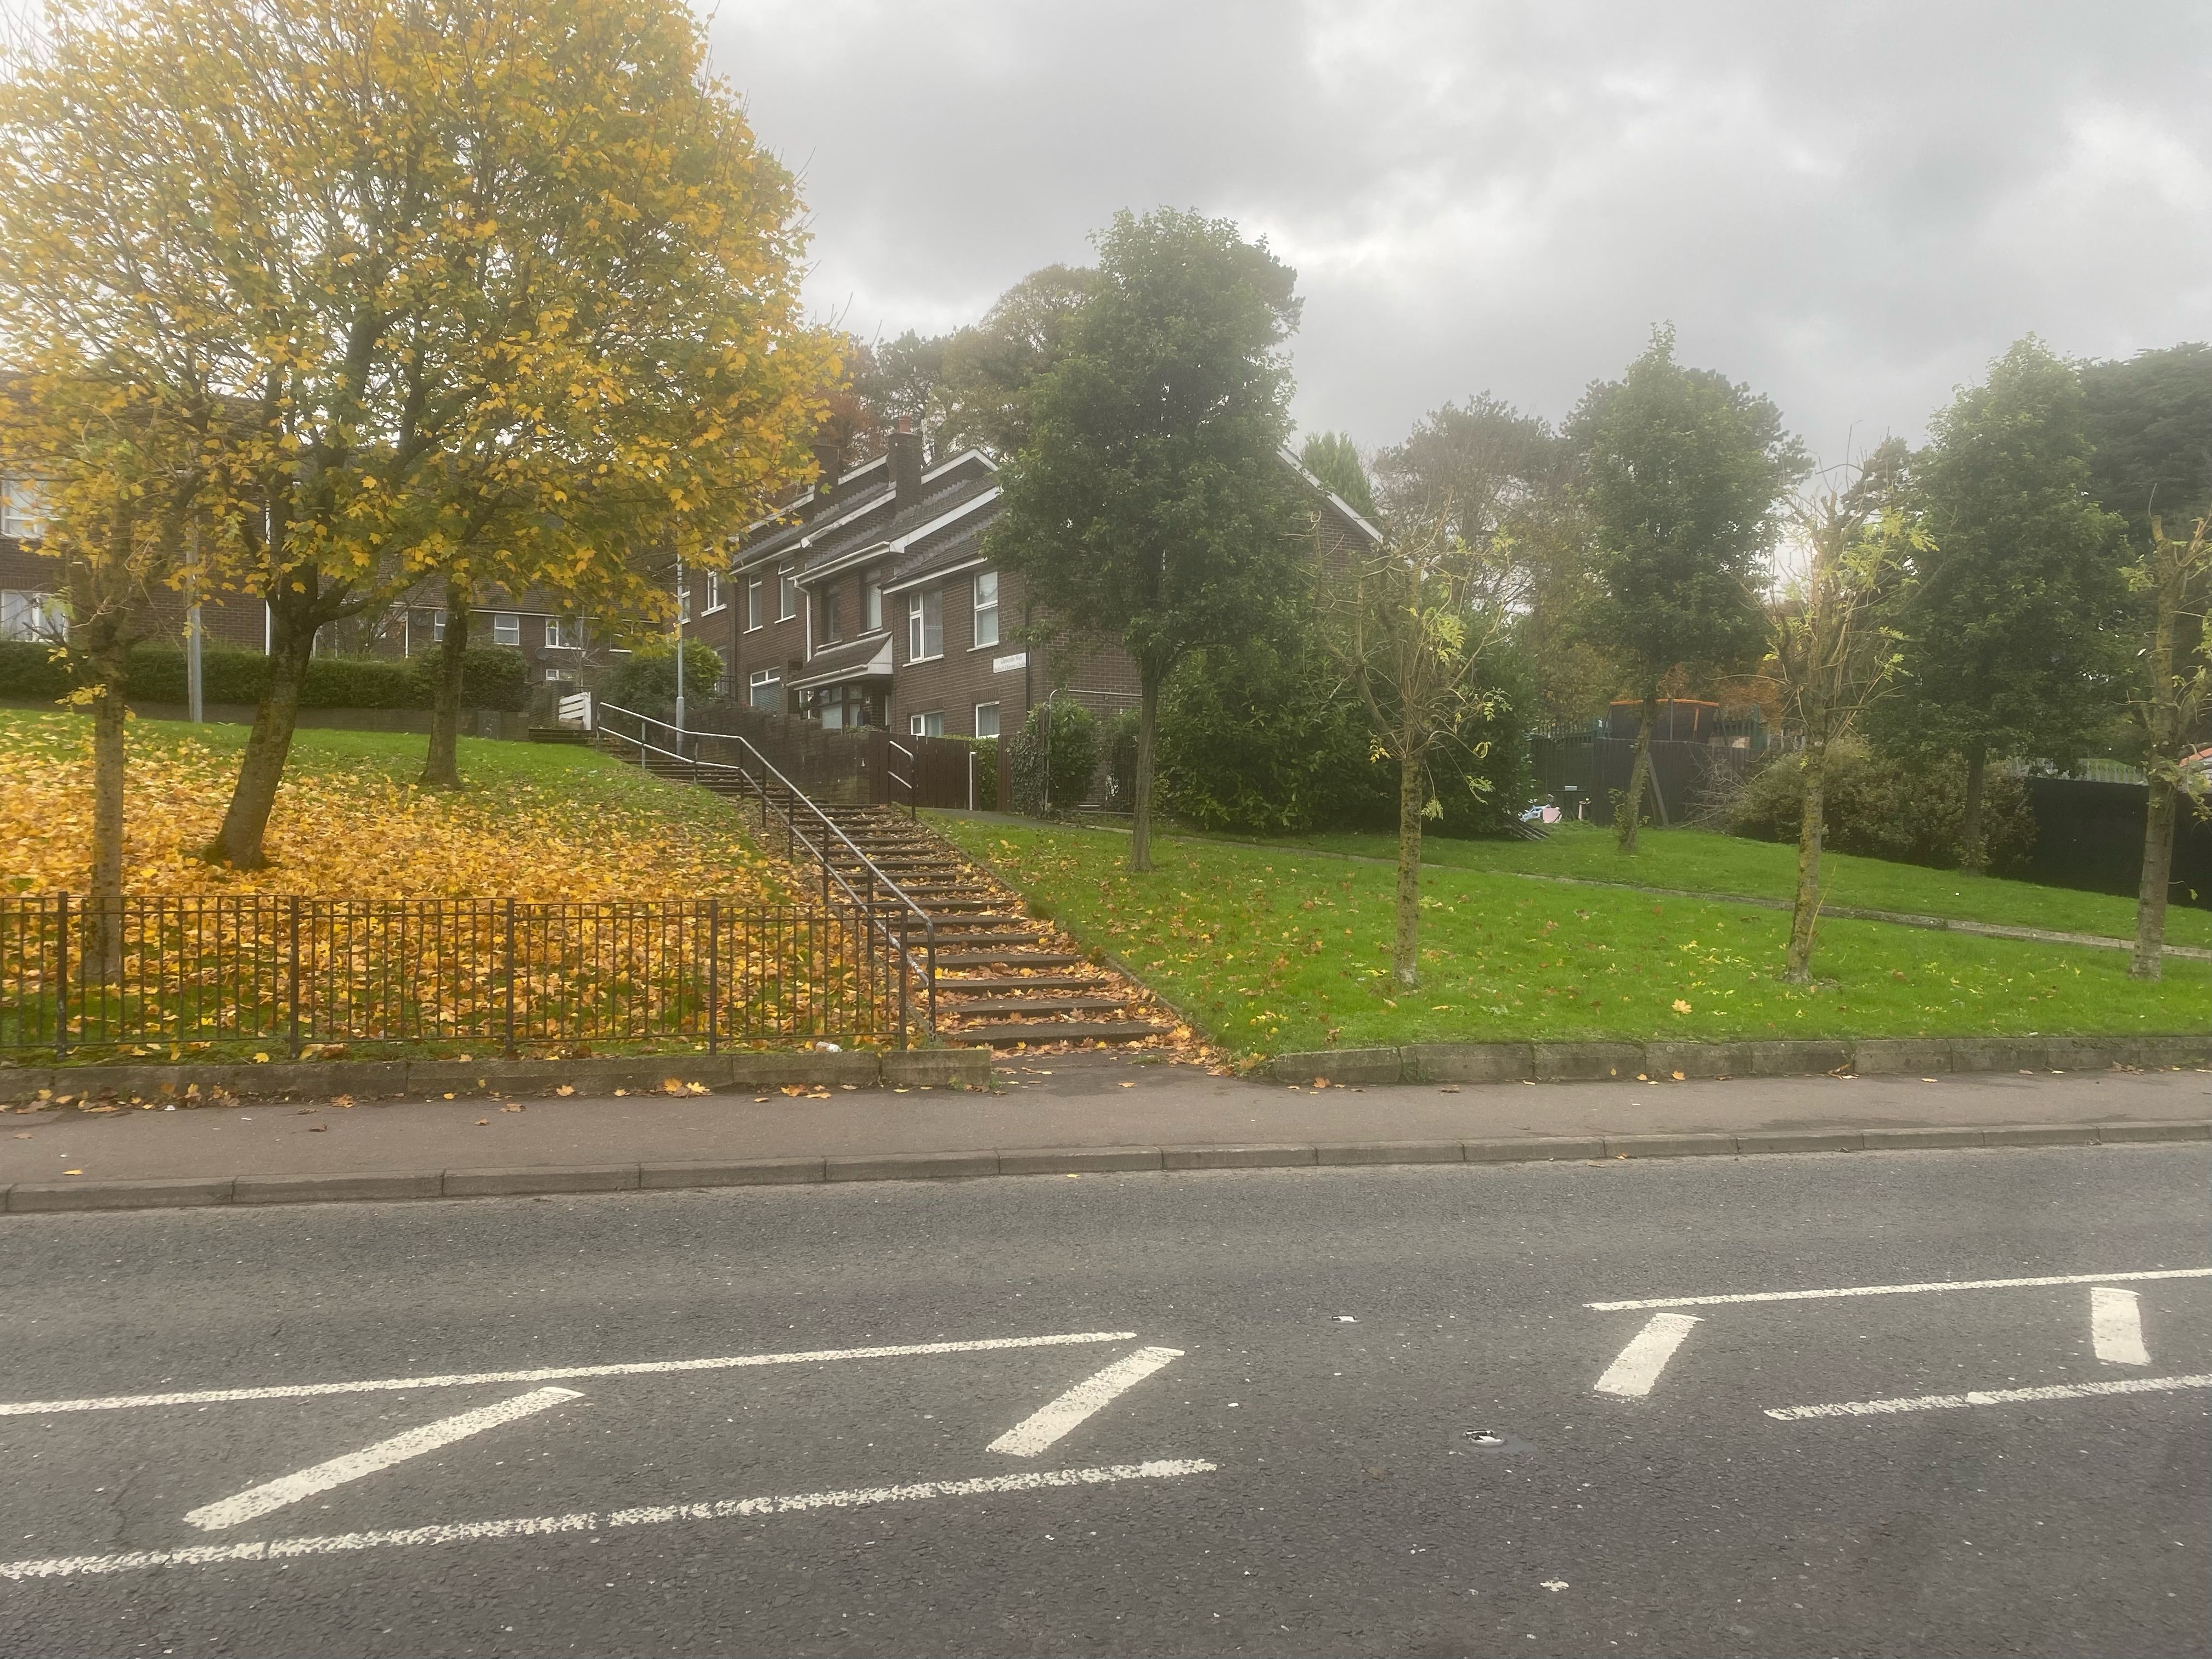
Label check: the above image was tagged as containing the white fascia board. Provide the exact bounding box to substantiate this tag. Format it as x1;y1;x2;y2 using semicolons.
922;448;998;483
888;487;1001;555
789;636;894;691
1280;447;1384;545
731;490;894;574
880;554;988;597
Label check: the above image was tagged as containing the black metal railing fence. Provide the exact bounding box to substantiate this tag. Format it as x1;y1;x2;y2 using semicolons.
0;894;916;1057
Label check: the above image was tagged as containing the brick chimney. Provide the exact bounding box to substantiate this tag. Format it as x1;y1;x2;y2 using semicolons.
888;416;924;505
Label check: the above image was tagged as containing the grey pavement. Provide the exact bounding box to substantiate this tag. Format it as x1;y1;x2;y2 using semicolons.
1;1055;2205;1187
0;1145;2203;1656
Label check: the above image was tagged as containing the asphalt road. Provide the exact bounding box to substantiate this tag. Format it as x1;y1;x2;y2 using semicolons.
0;1145;2204;1657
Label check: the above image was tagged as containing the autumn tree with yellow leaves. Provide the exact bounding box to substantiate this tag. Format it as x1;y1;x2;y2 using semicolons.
0;0;834;864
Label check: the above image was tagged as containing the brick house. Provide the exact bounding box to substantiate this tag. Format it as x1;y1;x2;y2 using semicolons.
681;421;1380;744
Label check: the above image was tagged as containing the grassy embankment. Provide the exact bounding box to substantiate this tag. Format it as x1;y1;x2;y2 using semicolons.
0;707;777;900
1237;820;2210;950
935;816;2210;1062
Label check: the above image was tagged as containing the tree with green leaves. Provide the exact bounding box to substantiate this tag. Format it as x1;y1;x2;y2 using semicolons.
1568;328;1808;851
988;208;1303;872
1299;431;1376;518
1;0;832;860
1765;448;1923;983
2124;514;2211;979
1881;337;2130;870
940;266;1101;459
1329;510;1517;989
2081;342;2212;548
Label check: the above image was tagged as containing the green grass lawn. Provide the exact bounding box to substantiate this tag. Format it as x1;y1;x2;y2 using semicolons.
936;816;2210;1060
1213;820;2210;950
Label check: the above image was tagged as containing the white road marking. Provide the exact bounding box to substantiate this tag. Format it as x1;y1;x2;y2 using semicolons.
1593;1313;1700;1398
0;1459;1217;1582
988;1346;1182;1457
1587;1266;2212;1312
0;1330;1141;1419
185;1387;581;1532
2090;1286;2150;1365
1766;1373;2212;1420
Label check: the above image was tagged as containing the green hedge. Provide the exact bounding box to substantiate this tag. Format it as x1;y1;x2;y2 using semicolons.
0;640;532;712
950;735;1000;807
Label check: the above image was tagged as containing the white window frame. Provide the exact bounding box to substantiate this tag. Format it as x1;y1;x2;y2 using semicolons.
972;570;1000;650
748;668;781;712
746;579;764;630
0;476;43;540
909;710;944;738
973;701;1000;738
0;589;65;642
817;579;841;644
906;589;943;661
777;565;798;622
545;618;568;650
703;572;724;614
492;612;522;647
431;608;447;643
864;571;883;633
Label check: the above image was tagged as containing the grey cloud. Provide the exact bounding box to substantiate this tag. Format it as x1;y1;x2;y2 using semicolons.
709;0;2211;459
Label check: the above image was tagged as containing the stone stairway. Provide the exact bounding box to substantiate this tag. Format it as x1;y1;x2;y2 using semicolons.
614;739;1177;1049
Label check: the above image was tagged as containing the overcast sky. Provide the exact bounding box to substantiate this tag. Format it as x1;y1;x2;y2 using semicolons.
707;1;2210;462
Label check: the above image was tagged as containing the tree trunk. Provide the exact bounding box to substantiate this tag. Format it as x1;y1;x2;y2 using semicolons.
2131;776;2176;981
1392;732;1424;991
419;574;470;789
203;600;317;870
1784;744;1825;984
86;659;129;985
1128;670;1159;873
1617;692;1657;853
1958;742;1988;874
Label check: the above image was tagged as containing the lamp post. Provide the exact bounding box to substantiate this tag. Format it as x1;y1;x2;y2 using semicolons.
185;523;203;724
673;546;686;735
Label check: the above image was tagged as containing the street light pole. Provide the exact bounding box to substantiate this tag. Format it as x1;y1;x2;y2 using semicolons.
185;522;203;724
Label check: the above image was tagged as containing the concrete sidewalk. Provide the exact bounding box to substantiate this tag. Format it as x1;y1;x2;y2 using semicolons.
1;1053;2203;1208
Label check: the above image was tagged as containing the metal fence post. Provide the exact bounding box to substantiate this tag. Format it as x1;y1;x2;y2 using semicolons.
53;891;67;1059
287;895;302;1059
705;897;719;1054
503;898;517;1058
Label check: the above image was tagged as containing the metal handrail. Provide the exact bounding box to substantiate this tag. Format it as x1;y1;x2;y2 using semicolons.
595;704;937;1038
886;738;918;821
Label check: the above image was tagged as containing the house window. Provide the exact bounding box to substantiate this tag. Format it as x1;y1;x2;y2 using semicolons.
492;613;521;647
0;590;63;641
704;572;724;614
816;580;841;644
974;701;1000;738
749;668;781;712
909;710;944;738
1;476;43;539
865;571;883;632
431;608;447;642
777;566;797;621
678;583;691;623
906;589;943;661
746;579;763;630
545;618;569;650
972;570;1000;649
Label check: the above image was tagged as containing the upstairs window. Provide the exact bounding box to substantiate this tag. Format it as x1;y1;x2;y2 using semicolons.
703;572;724;613
816;580;841;644
746;579;764;630
777;566;798;621
865;571;883;632
972;571;1000;649
0;476;43;540
492;613;521;647
0;589;64;642
906;589;943;661
545;618;569;650
431;608;447;642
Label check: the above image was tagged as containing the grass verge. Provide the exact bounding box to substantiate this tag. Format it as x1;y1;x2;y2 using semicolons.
1255;821;2208;949
936;816;2210;1062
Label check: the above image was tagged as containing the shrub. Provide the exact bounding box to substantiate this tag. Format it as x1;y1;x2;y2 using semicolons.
0;640;534;712
950;735;1000;808
1730;740;2037;874
603;639;725;716
1008;698;1099;815
1103;708;1141;807
0;639;72;701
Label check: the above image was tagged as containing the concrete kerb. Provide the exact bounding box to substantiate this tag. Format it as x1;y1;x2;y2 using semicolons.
4;1120;2204;1215
0;1047;990;1106
1269;1035;2211;1087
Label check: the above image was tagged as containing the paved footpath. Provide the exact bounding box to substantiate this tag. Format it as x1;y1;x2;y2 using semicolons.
0;1142;2202;1655
0;1056;2204;1195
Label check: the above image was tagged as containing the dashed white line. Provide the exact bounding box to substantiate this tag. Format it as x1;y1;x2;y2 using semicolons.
1587;1267;2212;1312
1593;1313;1700;1398
0;1331;1141;1419
988;1346;1182;1457
185;1387;582;1531
2089;1286;2150;1365
0;1459;1218;1581
1765;1373;2212;1420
